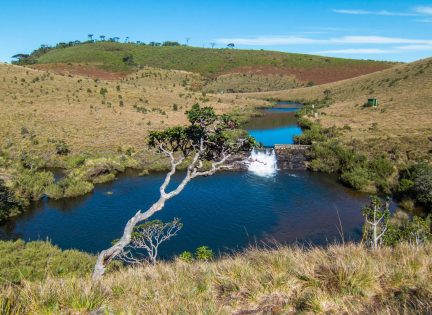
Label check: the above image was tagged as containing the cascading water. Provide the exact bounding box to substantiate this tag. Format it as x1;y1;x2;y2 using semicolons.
247;148;278;177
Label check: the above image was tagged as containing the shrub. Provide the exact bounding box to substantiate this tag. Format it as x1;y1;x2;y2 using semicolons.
99;87;108;97
340;166;370;190
0;180;19;221
46;177;94;199
63;179;94;198
398;163;432;210
383;214;432;246
294;124;326;144
55;140;70;155
66;155;87;168
178;251;194;263
195;246;213;261
13;169;54;203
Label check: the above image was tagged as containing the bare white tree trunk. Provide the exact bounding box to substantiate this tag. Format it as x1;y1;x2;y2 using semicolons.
92;145;232;281
365;203;387;250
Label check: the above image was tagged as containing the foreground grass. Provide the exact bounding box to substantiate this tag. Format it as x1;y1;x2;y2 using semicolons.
1;243;431;314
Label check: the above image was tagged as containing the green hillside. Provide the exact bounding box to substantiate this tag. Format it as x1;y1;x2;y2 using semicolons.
32;42;393;79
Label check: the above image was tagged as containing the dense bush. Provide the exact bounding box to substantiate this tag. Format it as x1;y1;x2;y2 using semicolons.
398;163;432;210
303;123;394;192
0;240;94;284
46;178;94;199
294;124;326;144
383;214;432;246
340;165;370;190
12;169;54;204
0;180;19;221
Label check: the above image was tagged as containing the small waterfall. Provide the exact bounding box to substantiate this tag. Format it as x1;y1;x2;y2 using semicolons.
247;148;278;177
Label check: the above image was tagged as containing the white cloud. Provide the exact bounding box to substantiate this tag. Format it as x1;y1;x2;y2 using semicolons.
415;18;432;23
414;6;432;15
216;35;432;46
333;9;417;16
314;48;396;54
396;44;432;51
316;45;432;55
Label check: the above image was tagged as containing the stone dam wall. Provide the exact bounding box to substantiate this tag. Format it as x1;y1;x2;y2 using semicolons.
274;144;311;170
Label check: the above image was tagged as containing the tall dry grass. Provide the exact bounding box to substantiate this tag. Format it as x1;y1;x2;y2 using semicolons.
1;243;431;314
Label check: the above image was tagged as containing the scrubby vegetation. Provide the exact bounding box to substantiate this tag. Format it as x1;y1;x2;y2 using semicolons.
1;241;431;314
294;102;396;193
398;163;432;211
0;240;94;284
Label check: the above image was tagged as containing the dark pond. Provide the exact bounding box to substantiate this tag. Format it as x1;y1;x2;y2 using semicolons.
0;102;372;258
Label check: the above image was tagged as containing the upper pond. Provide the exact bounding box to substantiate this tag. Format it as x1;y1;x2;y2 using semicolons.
0;102;370;258
245;101;303;147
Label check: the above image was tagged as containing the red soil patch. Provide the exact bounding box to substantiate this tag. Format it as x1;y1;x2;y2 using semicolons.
31;63;127;80
223;64;392;85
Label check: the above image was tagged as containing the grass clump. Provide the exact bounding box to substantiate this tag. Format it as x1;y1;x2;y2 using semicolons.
1;242;430;314
0;240;94;284
12;168;54;204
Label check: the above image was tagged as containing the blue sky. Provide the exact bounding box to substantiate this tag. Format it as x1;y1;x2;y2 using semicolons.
1;0;431;62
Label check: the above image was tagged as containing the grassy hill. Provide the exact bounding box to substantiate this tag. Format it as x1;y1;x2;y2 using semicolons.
1;241;431;314
0;62;267;214
247;58;432;164
0;63;263;159
26;42;395;91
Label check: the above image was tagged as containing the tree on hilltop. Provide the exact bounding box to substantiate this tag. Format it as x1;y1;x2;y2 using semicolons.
93;104;256;280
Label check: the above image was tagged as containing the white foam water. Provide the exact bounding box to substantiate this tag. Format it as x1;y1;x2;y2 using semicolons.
247;148;278;177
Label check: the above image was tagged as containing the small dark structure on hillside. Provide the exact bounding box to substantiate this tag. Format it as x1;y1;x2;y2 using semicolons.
365;98;379;107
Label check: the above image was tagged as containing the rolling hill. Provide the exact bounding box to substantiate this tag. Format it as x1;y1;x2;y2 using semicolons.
21;42;396;91
0;63;265;160
248;58;432;163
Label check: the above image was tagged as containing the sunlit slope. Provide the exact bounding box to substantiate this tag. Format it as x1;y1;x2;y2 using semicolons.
33;42;394;85
0;63;265;159
248;58;432;160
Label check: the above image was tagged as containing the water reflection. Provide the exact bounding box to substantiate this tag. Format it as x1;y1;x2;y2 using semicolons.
245;105;302;146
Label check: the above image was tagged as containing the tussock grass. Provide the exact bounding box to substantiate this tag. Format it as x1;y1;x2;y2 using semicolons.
1;243;431;314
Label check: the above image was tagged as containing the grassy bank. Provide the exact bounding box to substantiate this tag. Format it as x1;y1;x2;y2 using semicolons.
1;242;431;314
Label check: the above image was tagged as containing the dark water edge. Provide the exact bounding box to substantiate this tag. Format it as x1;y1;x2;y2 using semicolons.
0;101;387;259
0;170;372;258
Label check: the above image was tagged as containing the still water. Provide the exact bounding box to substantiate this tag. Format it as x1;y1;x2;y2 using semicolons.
245;102;303;147
0;103;370;257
